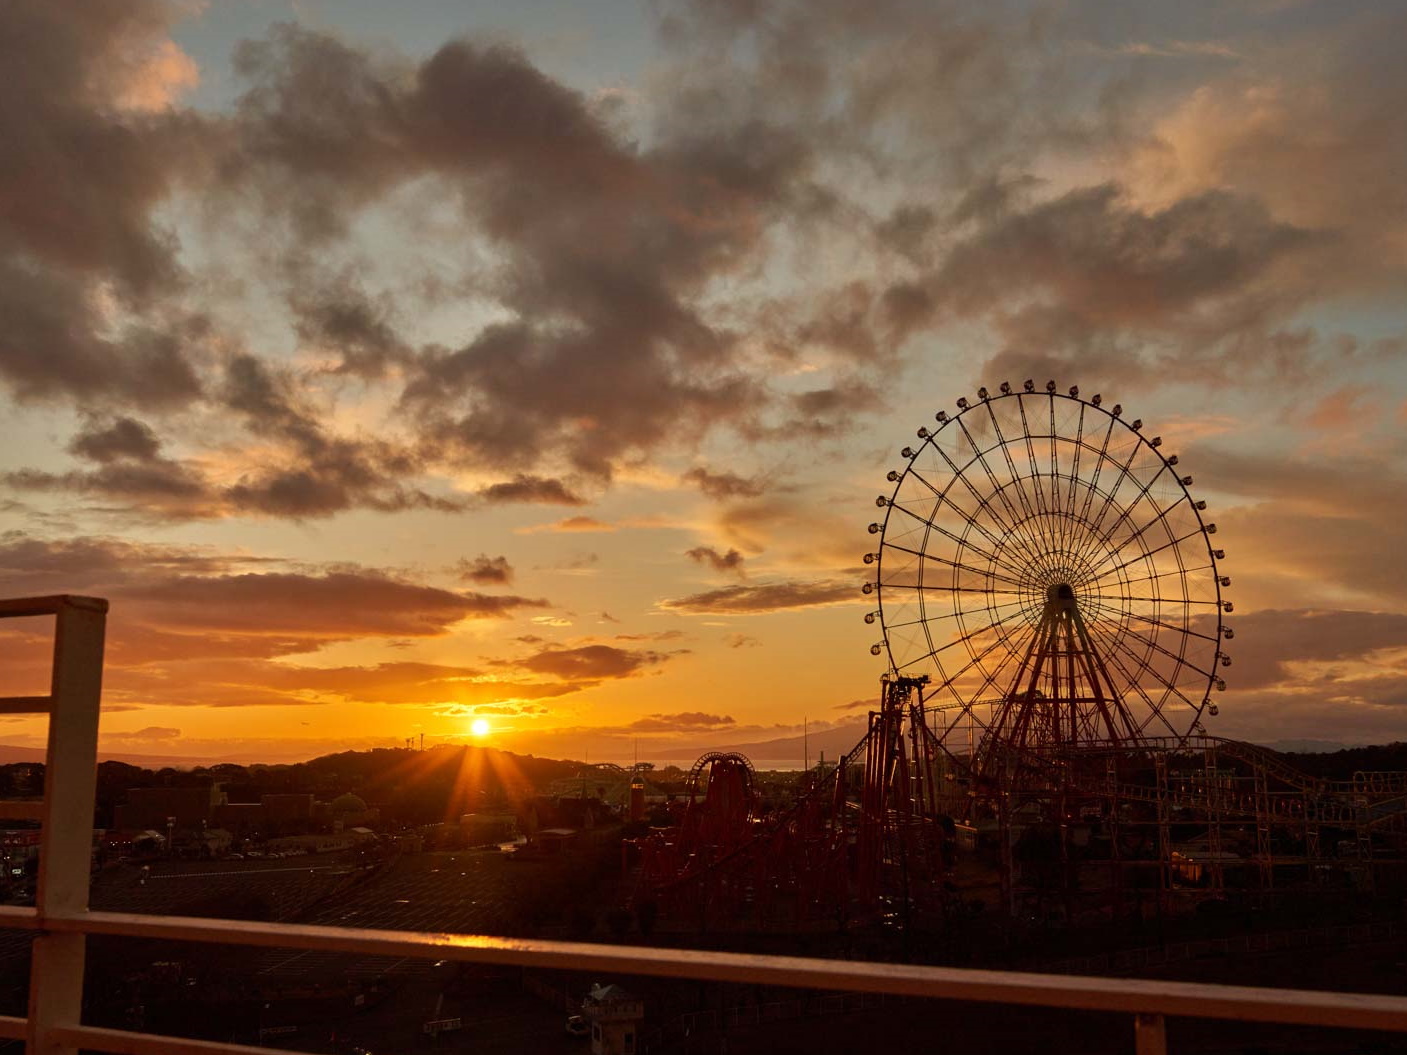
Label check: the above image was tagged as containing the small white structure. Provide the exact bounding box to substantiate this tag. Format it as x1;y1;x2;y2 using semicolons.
582;982;643;1055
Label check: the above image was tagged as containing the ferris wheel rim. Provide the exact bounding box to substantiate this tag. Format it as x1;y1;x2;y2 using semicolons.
865;383;1228;753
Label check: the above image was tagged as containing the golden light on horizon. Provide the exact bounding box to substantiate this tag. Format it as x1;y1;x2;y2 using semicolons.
470;718;490;738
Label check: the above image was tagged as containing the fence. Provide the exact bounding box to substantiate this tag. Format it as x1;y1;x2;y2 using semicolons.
7;594;1407;1055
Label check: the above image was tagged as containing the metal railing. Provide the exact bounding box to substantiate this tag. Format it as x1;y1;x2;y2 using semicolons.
6;593;1407;1055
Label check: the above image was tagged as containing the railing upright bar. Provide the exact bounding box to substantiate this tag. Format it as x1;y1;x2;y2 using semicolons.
28;596;107;1055
1135;1012;1168;1055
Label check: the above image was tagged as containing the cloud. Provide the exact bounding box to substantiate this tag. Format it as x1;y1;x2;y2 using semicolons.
110;726;182;741
8;355;471;521
686;545;746;575
832;698;871;711
681;467;764;499
69;417;163;463
456;554;514;585
1134;9;1407;267
724;633;761;649
225;24;795;479
290;273;410;378
626;711;735;732
0;534;555;709
477;475;585;506
126;571;546;637
660;578;860;614
1218;609;1407;691
510;644;676;680
615;630;687;643
522;515;617;534
930;184;1326;381
0;2;211;406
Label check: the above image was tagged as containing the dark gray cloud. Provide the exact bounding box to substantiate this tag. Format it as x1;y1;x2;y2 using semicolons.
0;533;560;708
929;185;1326;382
69;417;163;463
456;554;514;586
1218;609;1407;691
290;274;410;379
511;644;675;680
477;475;585;506
660;578;859;614
627;711;735;731
686;545;746;576
218;354;463;518
681;467;764;499
0;2;212;407
225;25;800;479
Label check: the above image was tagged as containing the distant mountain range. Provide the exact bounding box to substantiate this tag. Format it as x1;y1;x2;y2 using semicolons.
0;744;262;768
0;733;1379;772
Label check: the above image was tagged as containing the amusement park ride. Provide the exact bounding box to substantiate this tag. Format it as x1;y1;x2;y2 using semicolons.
628;382;1407;933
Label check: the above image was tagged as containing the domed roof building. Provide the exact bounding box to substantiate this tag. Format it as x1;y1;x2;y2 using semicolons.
329;792;367;813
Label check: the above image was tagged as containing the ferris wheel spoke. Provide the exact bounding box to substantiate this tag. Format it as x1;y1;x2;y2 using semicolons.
1089;459;1177;553
1118;609;1219;644
911;585;1029;606
881;539;1027;591
1085;524;1212;584
1081;591;1220;607
883;469;1018;573
883;504;1030;585
1083;624;1189;739
1061;401;1090;557
1086;617;1205;732
1091;497;1190;573
1107;617;1214;682
919;603;1039;664
920;446;1037;571
932;633;1036;739
1107;562;1214;592
1074;413;1120;528
1077;426;1146;556
981;401;1048;550
1015;395;1051;519
953;416;1050;567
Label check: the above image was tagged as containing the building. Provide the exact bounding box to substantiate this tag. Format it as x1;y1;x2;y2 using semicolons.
260;793;314;835
113;785;224;831
581;983;643;1055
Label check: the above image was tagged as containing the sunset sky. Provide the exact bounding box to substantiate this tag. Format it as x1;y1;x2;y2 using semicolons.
2;0;1406;764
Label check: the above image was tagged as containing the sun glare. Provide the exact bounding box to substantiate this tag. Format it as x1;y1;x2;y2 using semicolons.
470;718;490;737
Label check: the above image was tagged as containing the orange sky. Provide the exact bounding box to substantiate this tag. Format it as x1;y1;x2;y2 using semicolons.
2;1;1407;763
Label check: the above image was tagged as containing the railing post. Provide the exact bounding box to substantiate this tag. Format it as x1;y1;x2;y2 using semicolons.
1135;1012;1168;1055
28;597;107;1055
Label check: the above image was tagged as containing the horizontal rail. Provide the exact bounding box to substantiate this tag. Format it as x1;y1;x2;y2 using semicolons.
0;1015;23;1040
47;911;1407;1033
0;906;39;929
0;696;52;714
0;595;107;618
54;1025;298;1055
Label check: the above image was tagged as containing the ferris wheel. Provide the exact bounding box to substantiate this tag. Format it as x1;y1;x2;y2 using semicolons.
864;380;1231;763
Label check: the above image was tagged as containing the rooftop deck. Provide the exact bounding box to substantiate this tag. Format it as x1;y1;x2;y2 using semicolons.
6;594;1407;1055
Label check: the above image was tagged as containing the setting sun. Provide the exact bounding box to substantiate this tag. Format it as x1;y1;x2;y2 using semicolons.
470;718;490;738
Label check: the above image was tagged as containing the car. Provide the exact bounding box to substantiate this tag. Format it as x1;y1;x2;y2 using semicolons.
565;1015;589;1038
